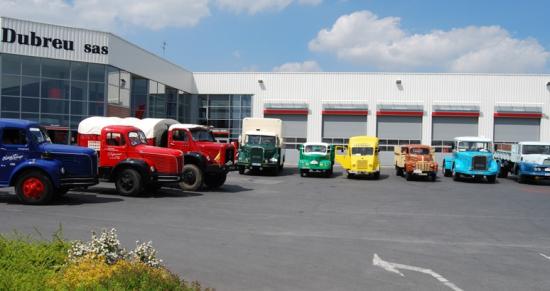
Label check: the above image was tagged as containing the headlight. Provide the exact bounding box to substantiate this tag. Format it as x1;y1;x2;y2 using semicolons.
150;166;156;172
534;167;542;172
270;157;278;163
60;167;66;175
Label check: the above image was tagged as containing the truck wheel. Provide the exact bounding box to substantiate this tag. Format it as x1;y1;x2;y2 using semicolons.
373;171;380;180
347;172;355;179
300;169;308;177
326;167;333;177
179;164;203;191
395;167;403;176
518;174;528;184
115;168;144;196
452;169;461;181
487;175;496;183
429;173;437;182
405;172;413;181
498;167;509;178
15;171;54;205
238;166;245;175
204;173;227;189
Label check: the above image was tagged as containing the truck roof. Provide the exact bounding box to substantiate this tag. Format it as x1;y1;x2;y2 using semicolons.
303;142;330;147
518;141;550;146
398;144;432;149
349;136;379;144
78;116;125;135
0;118;38;128
102;125;141;133
138;118;179;139
169;124;207;131
454;136;492;143
244;130;277;137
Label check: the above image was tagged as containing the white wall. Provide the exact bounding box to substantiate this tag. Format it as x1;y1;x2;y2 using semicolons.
193;72;550;144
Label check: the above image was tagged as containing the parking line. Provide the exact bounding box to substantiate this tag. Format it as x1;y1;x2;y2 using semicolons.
539;253;550;261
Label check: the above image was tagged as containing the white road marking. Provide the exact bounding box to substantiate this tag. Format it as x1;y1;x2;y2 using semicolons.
373;253;464;291
539;253;550;261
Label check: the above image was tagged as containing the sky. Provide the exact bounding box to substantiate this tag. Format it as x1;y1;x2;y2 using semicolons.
1;0;549;73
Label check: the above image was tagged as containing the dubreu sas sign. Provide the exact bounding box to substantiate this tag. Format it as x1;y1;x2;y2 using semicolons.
1;27;109;55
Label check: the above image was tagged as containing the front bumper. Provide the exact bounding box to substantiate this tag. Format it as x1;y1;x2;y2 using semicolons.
348;170;379;175
153;173;181;183
59;177;99;188
519;170;550;178
206;163;237;174
238;161;279;169
455;169;498;177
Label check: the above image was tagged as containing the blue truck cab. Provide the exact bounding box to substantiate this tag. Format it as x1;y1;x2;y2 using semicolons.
0;119;98;204
442;136;499;183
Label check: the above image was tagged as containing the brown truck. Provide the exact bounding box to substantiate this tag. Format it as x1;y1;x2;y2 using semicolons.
394;144;438;181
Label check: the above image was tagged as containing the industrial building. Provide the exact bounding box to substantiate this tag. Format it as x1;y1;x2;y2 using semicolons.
1;17;549;163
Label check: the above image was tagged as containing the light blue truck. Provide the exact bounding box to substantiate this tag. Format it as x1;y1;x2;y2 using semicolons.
442;136;499;183
494;142;550;183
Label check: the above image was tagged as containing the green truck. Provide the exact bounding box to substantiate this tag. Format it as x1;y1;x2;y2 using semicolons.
237;118;285;175
298;142;335;177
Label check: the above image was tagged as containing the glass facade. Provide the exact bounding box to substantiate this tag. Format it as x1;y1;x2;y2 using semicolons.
198;94;252;141
0;53;195;144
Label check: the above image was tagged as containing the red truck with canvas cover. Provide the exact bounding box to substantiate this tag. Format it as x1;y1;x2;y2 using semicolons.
77;118;183;196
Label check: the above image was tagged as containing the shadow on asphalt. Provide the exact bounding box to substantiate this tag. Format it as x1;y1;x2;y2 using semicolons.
240;167;297;177
82;186;203;199
0;192;124;205
346;174;390;181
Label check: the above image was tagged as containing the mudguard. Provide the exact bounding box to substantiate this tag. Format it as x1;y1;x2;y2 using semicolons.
112;159;151;180
184;152;208;170
9;159;62;188
443;156;455;170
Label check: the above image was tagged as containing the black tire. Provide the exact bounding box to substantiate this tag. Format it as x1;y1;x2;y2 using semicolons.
204;173;227;189
326;168;333;177
429;173;437;182
15;170;54;205
179;164;203;191
115;168;144;196
498;167;509;178
238;166;245;175
452;169;461;182
347;172;355;179
395;167;403;176
518;174;528;184
487;175;496;184
405;172;413;181
300;169;308;177
373;171;380;180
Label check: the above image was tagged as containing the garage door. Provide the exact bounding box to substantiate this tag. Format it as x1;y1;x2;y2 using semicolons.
432;116;478;149
322;115;367;145
494;118;540;143
264;114;308;163
377;116;422;165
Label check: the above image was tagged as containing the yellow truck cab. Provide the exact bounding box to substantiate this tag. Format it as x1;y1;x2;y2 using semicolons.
335;136;380;179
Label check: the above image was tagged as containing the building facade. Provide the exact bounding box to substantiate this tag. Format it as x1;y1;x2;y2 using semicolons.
1;17;550;164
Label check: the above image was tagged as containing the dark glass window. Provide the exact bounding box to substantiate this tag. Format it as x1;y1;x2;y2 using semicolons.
89;102;104;115
1;128;27;145
21;56;41;76
209;95;229;107
21;98;39;112
1;112;19;119
21;113;39;122
1;96;20;111
41;99;69;114
41;114;69;126
21;77;40;97
41;79;69;99
2;54;21;75
1;75;20;96
89;82;105;102
71;62;88;81
89;64;105;82
71;101;87;115
242;95;252;107
106;132;125;146
42;59;70;79
209;107;229;119
172;130;188;141
71;81;87;100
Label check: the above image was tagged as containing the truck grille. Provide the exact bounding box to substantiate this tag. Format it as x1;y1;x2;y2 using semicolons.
472;156;487;170
357;160;368;169
53;154;94;177
250;147;264;164
225;148;234;164
415;161;431;171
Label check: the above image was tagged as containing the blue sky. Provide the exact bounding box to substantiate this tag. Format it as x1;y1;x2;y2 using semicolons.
3;0;549;73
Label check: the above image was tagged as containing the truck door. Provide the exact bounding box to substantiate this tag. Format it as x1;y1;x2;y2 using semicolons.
334;145;349;169
102;132;128;167
170;129;192;153
0;128;31;184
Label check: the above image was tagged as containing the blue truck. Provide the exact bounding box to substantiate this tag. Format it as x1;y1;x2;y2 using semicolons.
494;142;550;183
0;119;98;204
442;136;499;183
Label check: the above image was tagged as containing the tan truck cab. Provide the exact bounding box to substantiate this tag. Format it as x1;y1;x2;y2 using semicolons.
394;144;437;181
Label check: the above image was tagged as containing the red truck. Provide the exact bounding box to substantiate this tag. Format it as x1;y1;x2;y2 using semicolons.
77;118;183;196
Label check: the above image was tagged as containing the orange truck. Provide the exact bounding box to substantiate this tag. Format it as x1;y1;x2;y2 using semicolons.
393;144;438;181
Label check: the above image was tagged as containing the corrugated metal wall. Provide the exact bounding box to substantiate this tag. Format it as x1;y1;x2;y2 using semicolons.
193;72;550;145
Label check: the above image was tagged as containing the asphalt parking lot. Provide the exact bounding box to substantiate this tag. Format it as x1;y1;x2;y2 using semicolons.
1;167;550;291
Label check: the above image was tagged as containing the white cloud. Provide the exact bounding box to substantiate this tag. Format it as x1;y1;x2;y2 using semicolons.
273;60;322;72
309;10;549;73
216;0;321;15
0;0;210;31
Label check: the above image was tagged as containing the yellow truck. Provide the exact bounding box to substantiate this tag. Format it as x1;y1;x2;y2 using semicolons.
335;136;380;179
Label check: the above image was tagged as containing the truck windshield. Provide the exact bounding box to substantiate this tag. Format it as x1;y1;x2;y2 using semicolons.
128;131;147;146
351;147;373;156
191;129;216;142
304;145;327;154
29;127;51;144
457;141;490;152
410;148;430;155
522;145;550;155
247;135;276;146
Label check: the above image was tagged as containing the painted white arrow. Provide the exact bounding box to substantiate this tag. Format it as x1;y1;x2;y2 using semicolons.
373;253;464;291
540;253;550;261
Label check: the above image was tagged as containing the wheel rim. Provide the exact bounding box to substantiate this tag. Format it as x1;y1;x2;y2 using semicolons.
183;169;197;185
22;177;45;200
119;173;135;191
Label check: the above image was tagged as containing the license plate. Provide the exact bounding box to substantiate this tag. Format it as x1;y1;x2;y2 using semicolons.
413;169;422;174
545;168;550;172
252;163;261;166
311;161;318;165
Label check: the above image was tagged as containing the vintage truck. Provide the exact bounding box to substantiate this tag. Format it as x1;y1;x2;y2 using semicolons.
442;136;499;183
494;142;550;183
0;119;98;204
237;118;285;175
78;119;183;196
394;144;438;181
335;136;380;179
298;142;335;177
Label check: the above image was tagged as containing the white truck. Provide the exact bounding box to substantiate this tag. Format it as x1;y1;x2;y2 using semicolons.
236;118;285;175
494;142;550;183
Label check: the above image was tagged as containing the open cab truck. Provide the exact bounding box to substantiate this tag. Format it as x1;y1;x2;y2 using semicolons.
442;136;499;183
298;142;335;177
494;142;550;183
335;136;380;179
237;118;285;175
394;144;438;181
0;119;98;204
78;118;183;196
